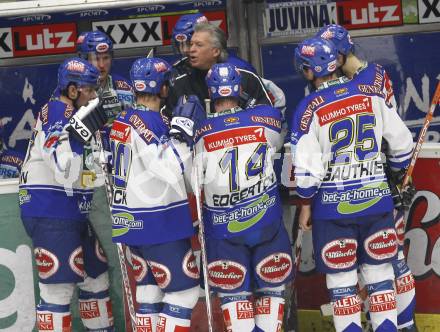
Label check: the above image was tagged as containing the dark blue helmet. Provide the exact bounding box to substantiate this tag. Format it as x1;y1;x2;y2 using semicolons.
130;57;172;94
294;37;338;78
316;24;354;56
57;57;100;90
172;13;208;44
206;63;241;101
77;30;113;58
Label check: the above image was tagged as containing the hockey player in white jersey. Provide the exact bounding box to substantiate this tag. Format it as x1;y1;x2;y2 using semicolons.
291;38;414;332
109;57;204;331
194;62;293;331
19;57;113;332
317;24;417;332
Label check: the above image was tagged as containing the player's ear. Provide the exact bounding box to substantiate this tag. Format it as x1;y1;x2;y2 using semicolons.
67;84;79;100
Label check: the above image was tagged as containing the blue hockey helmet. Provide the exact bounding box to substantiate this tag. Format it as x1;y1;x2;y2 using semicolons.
172;13;208;45
77;30;113;57
130;57;172;94
294;37;338;78
316;24;354;56
206;62;241;101
57;57;100;90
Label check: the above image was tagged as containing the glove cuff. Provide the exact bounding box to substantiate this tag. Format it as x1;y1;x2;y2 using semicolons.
170;116;194;138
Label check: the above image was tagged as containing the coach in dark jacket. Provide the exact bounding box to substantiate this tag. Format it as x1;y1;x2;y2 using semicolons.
165;23;272;115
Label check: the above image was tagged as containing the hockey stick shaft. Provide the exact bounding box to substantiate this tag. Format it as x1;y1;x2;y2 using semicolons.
294;228;304;270
95;131;137;332
402;81;440;187
192;151;215;332
284;225;304;332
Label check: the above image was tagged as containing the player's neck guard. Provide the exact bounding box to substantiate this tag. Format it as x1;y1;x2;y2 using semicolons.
208;106;243;118
134;104;156;112
317;76;350;91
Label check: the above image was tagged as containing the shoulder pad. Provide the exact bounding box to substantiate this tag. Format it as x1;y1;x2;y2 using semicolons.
194;119;214;142
248;104;276;112
249;108;282;131
45;100;74;123
295;93;326;133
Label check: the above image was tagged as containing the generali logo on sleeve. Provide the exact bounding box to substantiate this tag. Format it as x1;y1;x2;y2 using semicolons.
0;22;77;58
337;0;403;29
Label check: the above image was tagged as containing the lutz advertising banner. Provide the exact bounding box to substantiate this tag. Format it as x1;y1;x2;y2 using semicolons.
264;0;404;37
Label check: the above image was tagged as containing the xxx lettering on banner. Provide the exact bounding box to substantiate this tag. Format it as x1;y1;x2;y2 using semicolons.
93;17;162;49
419;0;440;23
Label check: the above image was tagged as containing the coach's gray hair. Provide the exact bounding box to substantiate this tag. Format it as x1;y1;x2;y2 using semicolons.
194;23;228;62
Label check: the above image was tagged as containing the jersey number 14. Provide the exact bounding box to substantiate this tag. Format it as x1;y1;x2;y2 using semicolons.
219;143;268;192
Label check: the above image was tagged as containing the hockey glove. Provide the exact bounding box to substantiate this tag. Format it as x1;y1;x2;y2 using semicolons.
170;95;206;145
100;90;123;123
67;98;108;144
390;168;416;211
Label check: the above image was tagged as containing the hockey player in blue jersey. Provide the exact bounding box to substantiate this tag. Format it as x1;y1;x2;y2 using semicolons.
109;57;203;331
193;62;293;331
77;30;134;132
19;57;113;332
291;37;414;332
316;24;417;332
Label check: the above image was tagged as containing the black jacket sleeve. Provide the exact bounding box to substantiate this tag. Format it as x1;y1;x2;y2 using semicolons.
238;69;273;108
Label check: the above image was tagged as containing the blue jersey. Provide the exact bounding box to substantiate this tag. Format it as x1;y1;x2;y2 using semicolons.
194;104;284;239
19;100;95;221
109;106;194;245
0;149;24;178
290;64;413;220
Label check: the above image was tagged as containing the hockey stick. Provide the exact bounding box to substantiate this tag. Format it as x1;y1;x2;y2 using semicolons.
192;150;215;332
293;228;304;270
146;47;155;58
95;130;137;332
284;210;304;332
402;81;440;187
